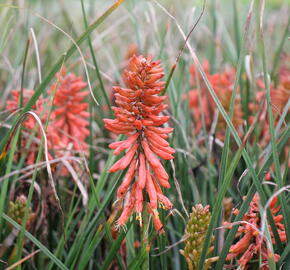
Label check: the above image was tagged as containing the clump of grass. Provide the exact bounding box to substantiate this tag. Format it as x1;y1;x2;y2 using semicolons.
0;0;289;269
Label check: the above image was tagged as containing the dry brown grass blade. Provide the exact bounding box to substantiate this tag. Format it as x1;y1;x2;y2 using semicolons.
0;156;82;183
170;159;189;218
30;28;42;84
62;159;88;206
5;250;40;270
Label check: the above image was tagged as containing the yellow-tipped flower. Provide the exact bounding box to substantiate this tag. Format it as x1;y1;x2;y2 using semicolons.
180;204;218;270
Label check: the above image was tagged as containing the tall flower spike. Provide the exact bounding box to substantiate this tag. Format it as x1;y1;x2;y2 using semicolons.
225;193;286;269
104;54;175;232
50;67;90;152
180;204;218;270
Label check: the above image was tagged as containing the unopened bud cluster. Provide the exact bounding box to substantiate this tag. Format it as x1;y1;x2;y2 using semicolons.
180;204;218;270
8;195;35;229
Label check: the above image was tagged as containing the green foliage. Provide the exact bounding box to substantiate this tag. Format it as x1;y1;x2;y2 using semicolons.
0;0;289;269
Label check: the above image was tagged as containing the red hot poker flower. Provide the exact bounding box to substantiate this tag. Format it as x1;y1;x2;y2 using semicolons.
187;61;243;139
6;89;59;165
6;68;90;170
50;68;90;152
225;193;286;269
104;55;175;232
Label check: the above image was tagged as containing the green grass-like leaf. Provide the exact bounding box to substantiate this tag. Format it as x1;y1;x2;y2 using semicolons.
2;214;68;270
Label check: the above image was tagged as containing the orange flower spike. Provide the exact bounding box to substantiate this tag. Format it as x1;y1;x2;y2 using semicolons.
155;132;168;139
114;86;141;98
226;193;287;269
278;230;287;242
125;43;139;60
152;215;164;233
134;120;143;130
105;54;174;231
274;215;283;223
142;119;155;126
51;68;89;151
187;61;243;138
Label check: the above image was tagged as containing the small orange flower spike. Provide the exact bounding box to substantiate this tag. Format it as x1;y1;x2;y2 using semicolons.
6;89;59;165
225;193;286;269
6;68;90;170
50;68;90;152
187;62;243;139
104;54;175;232
248;58;290;173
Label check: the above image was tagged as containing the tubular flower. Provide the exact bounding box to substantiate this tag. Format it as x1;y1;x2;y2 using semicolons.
50;68;90;152
187;61;243;139
225;193;286;269
6;89;59;164
104;54;175;232
180;204;218;270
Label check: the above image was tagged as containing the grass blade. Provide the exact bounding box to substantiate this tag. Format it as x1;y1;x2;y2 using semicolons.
2;214;68;270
